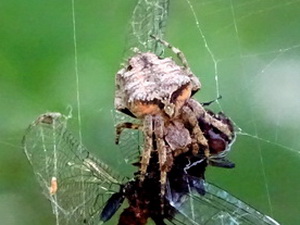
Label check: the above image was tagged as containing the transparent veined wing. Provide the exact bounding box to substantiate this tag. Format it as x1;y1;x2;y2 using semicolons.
169;181;280;225
22;112;123;225
126;0;170;55
112;110;143;165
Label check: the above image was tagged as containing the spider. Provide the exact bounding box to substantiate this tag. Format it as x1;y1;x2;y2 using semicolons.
114;36;234;196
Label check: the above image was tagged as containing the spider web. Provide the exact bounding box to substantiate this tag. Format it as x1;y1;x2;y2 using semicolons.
105;0;300;224
165;1;300;225
1;0;300;225
116;0;300;224
22;112;123;225
125;0;170;55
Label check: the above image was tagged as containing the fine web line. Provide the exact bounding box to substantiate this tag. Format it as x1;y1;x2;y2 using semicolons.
71;0;82;145
186;0;274;216
184;0;222;109
71;0;87;224
229;0;273;217
254;126;274;217
226;2;274;213
184;4;271;217
128;0;170;55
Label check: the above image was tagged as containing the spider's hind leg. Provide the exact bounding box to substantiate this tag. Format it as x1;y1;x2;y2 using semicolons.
153;115;171;215
153;116;167;194
139;115;153;182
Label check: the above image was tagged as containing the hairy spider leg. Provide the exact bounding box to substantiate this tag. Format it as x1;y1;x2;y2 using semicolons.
153;116;167;197
115;122;141;144
150;35;190;70
139;115;153;182
182;105;210;157
115;116;171;212
114;120;153;182
187;99;232;138
150;35;201;92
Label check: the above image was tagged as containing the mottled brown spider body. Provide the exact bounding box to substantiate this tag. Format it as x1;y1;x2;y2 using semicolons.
115;51;200;118
114;38;234;197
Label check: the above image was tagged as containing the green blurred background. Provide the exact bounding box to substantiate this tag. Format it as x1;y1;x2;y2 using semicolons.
1;0;300;224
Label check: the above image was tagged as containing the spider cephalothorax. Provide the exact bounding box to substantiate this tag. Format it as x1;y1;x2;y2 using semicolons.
115;50;200;118
114;37;234;197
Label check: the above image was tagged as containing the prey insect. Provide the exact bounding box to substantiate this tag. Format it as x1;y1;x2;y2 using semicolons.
23;112;280;225
115;36;234;197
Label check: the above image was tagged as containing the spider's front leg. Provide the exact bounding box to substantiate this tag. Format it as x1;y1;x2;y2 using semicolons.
181;105;209;157
187;98;233;138
185;98;235;168
139;115;153;182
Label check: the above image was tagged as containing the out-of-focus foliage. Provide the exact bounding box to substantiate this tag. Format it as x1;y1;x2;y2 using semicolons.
0;1;300;225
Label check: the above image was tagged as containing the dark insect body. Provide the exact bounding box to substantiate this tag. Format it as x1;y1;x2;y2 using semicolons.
100;151;207;225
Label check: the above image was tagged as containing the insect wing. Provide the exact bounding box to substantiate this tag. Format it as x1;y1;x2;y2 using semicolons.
113;110;143;164
171;182;280;225
126;0;169;56
23;112;122;225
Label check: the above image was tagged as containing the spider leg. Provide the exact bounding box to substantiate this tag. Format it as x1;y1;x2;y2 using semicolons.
173;146;189;157
153;115;170;215
139;115;153;182
153;115;167;197
150;35;190;70
115;122;141;144
150;35;201;91
187;98;233;138
182;105;209;157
